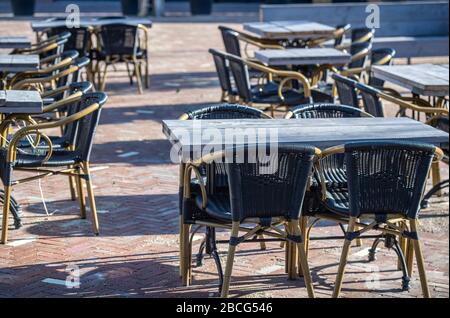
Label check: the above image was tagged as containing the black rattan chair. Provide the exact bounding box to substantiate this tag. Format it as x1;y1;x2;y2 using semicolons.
319;141;442;298
0;92;108;244
355;82;385;117
182;145;318;298
46;25;93;56
209;49;236;103
178;104;271;289
93;23;149;93
332;73;359;108
368;48;396;87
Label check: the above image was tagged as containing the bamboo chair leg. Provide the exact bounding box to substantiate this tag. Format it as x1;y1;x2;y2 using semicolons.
144;59;150;88
99;63;109;92
292;221;315;298
398;222;408;270
354;218;362;247
285;222;297;280
258;234;266;250
406;237;414;277
68;164;77;201
125;62;133;85
333;217;356;298
298;216;308;277
179;215;184;278
181;224;192;286
410;219;431;298
1;186;12;244
134;61;144;94
82;162;99;235
76;170;86;219
221;221;240;298
431;162;442;196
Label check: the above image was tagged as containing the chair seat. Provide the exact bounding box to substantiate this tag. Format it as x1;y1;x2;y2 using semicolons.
252;88;333;106
252;89;310;106
323;187;350;216
195;193;232;222
90;49;147;62
0;149;80;168
251;81;279;97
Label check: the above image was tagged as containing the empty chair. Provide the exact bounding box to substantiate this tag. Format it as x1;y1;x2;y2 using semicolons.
0;92;108;244
178;104;271;288
208;49;236;102
321;141;443;298
368;48;396;88
46;26;93;56
356;82;385;117
93;23;149;93
332;73;359;108
182;145;318;297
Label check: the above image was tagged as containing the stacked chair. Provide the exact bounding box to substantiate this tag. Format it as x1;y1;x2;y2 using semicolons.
0;32;108;244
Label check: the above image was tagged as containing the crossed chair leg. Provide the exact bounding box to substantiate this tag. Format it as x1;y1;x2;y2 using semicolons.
332;217;430;298
1;161;99;244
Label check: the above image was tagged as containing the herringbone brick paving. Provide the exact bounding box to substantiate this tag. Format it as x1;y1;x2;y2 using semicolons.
0;15;448;298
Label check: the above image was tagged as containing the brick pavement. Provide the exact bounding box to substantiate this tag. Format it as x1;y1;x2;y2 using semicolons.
0;15;448;298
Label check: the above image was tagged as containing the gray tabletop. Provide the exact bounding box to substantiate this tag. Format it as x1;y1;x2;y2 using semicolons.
254;48;351;66
31;17;153;31
243;21;335;40
163;117;448;160
372;64;449;97
0;36;31;49
0;90;43;114
0;54;39;73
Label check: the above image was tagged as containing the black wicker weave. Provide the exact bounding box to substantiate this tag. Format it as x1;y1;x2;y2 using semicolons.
222;145;317;222
356;82;385;117
348;41;372;69
46;26;92;55
332;73;359;108
344;141;435;218
218;26;241;57
368;48;396;87
350;27;375;44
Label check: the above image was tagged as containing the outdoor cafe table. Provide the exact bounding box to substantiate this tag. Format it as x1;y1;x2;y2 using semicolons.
372;64;449;98
0;36;31;49
31;17;153;32
254;48;351;67
0;54;39;73
243;21;335;41
0;90;43;114
163;118;448;154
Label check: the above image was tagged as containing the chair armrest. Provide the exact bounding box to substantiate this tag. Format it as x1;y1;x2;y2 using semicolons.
6;102;100;163
245;59;312;98
378;91;449;116
183;163;208;209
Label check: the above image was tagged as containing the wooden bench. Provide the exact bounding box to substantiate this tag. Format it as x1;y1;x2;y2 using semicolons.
259;1;449;59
